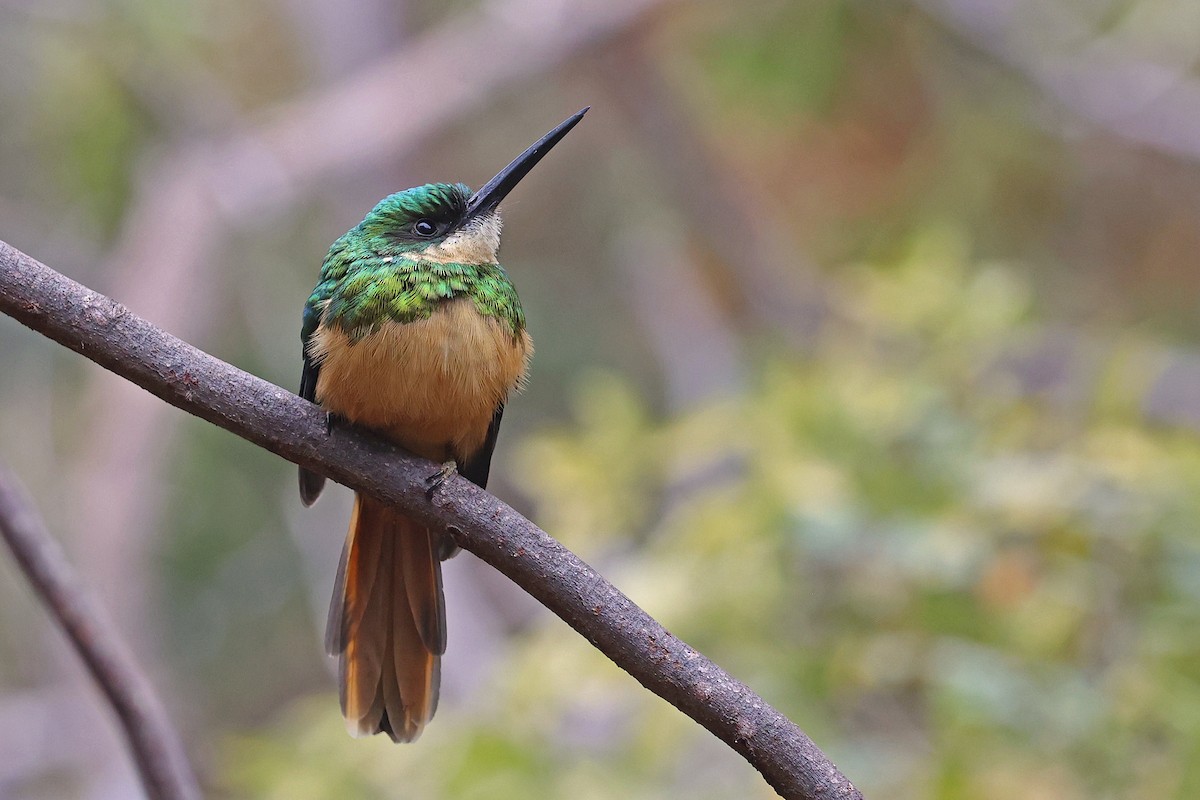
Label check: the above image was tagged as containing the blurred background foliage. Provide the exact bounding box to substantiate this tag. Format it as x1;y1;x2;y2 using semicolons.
3;0;1200;797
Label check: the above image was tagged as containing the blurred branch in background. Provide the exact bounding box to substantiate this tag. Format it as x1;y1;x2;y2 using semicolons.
910;0;1200;432
0;237;863;800
0;468;199;800
916;0;1200;161
596;36;831;347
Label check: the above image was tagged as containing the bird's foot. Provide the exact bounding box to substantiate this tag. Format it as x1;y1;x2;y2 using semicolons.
425;461;458;497
325;412;347;436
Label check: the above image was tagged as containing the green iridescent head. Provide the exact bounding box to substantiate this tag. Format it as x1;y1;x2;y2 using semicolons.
304;108;589;341
360;183;470;241
355;183;503;264
353;104;590;263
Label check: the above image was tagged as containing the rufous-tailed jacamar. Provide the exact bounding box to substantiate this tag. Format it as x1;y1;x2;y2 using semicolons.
298;109;588;742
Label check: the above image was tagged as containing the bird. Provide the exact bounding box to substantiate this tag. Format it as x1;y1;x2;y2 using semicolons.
297;108;588;742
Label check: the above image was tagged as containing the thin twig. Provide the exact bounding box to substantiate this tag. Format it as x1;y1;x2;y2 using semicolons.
0;239;863;799
0;468;200;800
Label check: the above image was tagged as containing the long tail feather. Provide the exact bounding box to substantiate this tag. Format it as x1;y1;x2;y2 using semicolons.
327;493;445;742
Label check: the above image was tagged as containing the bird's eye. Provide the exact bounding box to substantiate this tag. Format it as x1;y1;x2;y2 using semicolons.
413;219;437;237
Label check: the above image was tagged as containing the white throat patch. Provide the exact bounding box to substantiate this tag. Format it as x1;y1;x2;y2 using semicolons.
421;213;502;264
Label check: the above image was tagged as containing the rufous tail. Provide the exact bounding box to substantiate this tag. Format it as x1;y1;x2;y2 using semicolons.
326;493;446;742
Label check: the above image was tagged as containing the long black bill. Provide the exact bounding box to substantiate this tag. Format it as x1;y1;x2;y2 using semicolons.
464;107;589;220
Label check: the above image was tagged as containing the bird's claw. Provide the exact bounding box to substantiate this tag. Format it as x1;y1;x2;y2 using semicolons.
425;461;458;497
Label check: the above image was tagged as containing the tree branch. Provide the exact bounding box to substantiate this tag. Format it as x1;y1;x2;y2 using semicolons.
0;238;863;800
0;468;200;800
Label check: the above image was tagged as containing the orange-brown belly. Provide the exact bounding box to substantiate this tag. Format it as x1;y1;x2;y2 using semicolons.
308;298;531;461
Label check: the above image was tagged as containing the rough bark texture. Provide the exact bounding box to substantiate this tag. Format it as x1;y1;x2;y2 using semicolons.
0;238;863;800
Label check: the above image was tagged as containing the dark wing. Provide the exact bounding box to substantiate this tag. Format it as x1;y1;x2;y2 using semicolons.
299;303;327;505
437;405;505;561
459;405;504;489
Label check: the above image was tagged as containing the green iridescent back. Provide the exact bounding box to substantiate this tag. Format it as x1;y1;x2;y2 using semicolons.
303;183;525;344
